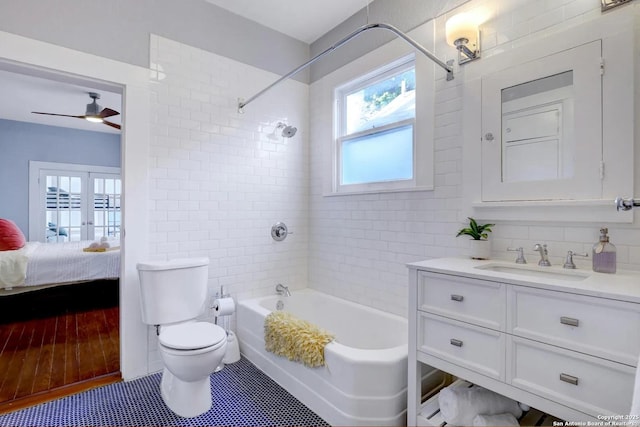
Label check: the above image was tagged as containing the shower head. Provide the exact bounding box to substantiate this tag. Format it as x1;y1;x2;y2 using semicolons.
276;122;297;138
281;125;297;138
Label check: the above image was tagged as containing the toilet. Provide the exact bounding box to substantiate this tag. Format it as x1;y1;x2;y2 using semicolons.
136;257;227;418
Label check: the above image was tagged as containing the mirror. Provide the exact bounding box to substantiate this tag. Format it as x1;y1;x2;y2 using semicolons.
501;71;574;183
480;40;602;202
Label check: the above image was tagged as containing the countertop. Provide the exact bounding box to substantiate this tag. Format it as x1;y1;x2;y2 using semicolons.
408;257;640;304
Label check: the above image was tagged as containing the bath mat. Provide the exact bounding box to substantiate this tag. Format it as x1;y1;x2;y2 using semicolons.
264;311;334;367
0;357;328;427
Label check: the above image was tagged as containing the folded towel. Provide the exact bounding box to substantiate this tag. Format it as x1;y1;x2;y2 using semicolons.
439;385;522;426
473;413;520;426
83;241;120;252
264;311;334;368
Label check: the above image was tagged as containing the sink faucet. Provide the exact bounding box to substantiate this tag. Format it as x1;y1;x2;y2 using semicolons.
533;243;551;266
275;283;291;297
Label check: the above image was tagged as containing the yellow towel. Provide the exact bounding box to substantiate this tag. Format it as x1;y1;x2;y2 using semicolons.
264;311;334;368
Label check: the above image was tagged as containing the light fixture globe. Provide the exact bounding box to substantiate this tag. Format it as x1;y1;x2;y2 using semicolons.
445;13;480;65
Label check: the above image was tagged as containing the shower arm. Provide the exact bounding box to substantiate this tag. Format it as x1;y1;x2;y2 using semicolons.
237;22;454;112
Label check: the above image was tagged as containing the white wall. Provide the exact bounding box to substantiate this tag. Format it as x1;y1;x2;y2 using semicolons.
308;0;640;318
146;35;309;370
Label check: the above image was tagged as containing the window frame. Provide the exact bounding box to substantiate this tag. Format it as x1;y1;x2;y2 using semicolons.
28;161;121;242
333;55;419;194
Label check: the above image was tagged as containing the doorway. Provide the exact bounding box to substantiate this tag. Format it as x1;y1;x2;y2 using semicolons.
0;65;123;411
0;27;152;395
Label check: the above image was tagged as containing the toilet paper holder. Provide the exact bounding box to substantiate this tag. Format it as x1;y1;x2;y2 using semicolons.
212;286;235;319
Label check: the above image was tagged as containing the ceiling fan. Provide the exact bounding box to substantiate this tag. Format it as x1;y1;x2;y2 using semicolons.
32;92;121;130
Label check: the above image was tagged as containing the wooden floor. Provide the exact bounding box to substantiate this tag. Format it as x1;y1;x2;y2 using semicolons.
0;280;120;412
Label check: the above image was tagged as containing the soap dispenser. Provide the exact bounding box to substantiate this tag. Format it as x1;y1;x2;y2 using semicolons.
592;227;616;274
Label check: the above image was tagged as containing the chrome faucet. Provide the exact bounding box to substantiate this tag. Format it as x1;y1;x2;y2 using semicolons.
275;283;291;297
533;243;551;266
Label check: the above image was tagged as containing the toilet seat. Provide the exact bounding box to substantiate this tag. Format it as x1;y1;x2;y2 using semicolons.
160;322;226;350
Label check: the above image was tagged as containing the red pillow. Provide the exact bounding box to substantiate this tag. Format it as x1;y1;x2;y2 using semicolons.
0;219;26;251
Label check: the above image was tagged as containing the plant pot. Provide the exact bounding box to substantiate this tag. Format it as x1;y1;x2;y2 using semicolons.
469;239;491;260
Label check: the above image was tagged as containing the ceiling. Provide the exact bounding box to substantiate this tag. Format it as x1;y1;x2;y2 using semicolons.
0;68;122;135
0;0;365;133
205;0;368;43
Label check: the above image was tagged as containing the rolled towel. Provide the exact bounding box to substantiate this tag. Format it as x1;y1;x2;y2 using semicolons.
89;241;100;249
439;386;522;426
473;413;520;426
99;241;111;249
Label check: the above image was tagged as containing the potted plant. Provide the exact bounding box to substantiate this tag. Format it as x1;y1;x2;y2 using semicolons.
456;217;495;260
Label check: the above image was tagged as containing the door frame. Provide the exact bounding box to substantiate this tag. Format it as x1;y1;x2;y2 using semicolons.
0;30;150;380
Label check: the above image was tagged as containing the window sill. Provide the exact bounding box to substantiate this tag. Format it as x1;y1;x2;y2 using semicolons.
323;185;434;197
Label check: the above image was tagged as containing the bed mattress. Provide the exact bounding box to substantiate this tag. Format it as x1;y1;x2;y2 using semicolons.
0;241;120;290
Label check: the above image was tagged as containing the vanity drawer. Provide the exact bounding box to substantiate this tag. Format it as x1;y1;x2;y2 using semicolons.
508;336;635;417
418;312;505;380
418;272;505;330
508;286;640;365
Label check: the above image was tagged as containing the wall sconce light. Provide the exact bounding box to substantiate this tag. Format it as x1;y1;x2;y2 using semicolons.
446;13;480;65
601;0;632;12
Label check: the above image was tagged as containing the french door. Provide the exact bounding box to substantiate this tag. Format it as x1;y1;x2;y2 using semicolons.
29;161;121;243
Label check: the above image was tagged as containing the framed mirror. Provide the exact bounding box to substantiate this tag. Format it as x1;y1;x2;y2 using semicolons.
481;40;602;202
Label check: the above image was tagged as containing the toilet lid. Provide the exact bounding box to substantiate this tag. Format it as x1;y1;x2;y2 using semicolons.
159;322;226;350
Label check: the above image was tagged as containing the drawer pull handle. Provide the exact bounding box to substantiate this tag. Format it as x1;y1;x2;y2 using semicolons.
450;294;464;302
560;373;579;386
560;317;579;327
450;339;463;347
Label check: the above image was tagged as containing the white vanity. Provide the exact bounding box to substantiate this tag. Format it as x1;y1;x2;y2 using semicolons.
407;258;640;425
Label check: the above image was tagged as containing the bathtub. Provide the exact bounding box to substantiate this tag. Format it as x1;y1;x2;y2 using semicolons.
236;289;408;426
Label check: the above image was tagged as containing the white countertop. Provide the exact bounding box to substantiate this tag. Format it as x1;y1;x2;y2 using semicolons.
408;257;640;304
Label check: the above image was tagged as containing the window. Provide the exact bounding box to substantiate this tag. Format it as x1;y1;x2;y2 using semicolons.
29;161;121;243
335;56;417;193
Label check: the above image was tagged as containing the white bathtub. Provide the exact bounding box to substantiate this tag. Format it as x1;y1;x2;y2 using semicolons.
236;289;408;426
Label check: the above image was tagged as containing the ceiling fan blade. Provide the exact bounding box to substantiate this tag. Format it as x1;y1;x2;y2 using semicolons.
32;112;85;119
99;108;120;118
103;120;121;130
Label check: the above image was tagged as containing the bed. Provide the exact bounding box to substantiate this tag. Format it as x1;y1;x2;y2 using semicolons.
0;240;120;295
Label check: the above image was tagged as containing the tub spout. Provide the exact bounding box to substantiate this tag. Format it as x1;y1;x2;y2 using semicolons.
275;283;291;297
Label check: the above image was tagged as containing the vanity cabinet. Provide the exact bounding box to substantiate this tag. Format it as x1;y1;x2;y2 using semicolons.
407;258;640;426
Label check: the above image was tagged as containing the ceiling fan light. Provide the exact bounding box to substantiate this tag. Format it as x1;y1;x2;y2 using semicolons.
85;116;103;123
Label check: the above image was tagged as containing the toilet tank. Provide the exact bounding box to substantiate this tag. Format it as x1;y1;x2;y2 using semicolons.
136;257;210;325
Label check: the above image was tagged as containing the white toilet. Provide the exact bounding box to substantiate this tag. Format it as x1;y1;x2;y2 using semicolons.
136;257;227;418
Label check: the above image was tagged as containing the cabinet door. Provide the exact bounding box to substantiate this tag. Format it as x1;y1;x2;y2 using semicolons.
481;40;602;201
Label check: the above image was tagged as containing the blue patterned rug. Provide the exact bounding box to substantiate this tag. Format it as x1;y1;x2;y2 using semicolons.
0;357;328;426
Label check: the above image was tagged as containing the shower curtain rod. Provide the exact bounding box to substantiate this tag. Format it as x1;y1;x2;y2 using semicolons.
237;22;453;112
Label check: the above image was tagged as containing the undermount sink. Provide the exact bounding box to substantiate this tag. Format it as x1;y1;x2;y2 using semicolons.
475;264;589;281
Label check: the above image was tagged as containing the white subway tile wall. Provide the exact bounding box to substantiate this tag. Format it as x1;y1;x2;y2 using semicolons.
145;2;639;369
149;35;309;370
309;0;640;318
